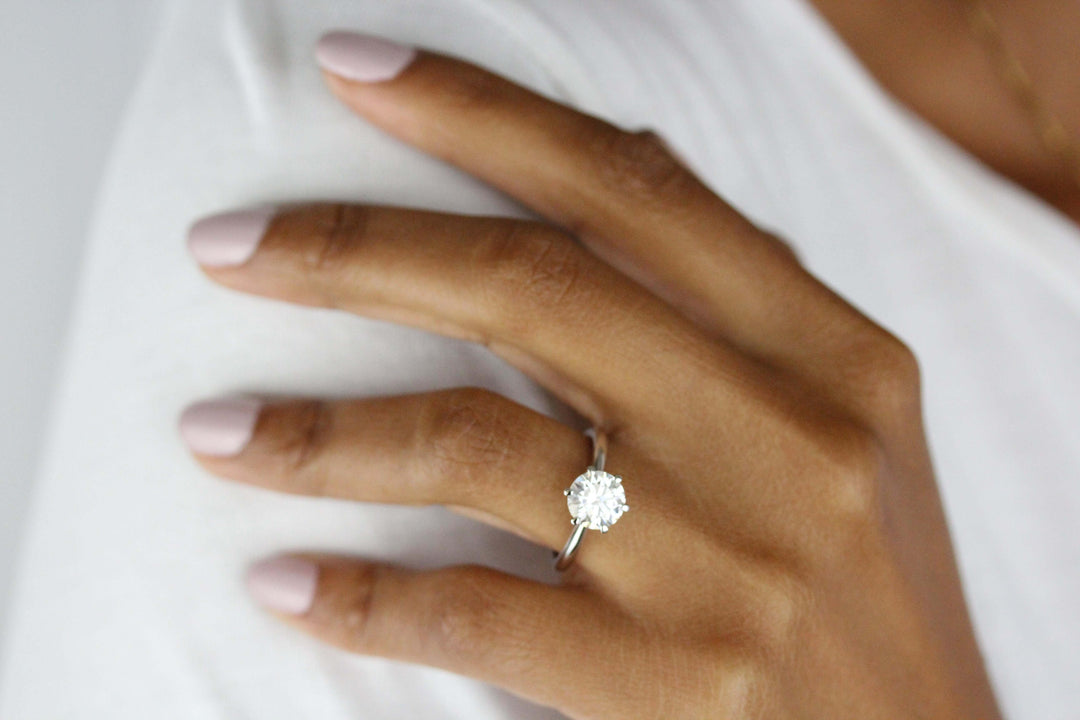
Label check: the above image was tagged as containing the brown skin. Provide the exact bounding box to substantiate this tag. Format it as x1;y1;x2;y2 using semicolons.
186;49;1004;718
809;0;1080;223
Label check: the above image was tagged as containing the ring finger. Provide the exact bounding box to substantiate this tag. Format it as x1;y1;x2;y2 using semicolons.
180;387;619;561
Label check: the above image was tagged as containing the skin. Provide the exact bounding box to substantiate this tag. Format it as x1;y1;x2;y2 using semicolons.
810;0;1080;223
186;45;1007;718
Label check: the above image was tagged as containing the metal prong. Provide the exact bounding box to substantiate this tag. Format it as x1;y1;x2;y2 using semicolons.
563;488;570;496
622;505;630;512
601;526;609;533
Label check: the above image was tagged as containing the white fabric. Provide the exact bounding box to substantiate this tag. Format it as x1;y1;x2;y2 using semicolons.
3;0;1079;718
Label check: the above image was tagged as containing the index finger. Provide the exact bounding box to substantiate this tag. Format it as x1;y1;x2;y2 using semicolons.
313;31;889;407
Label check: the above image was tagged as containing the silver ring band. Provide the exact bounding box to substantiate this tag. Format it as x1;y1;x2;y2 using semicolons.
553;522;588;572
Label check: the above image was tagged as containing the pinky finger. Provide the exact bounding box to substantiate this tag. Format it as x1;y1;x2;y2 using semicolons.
245;554;633;713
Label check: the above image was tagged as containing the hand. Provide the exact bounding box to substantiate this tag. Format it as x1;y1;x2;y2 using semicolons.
181;31;1002;719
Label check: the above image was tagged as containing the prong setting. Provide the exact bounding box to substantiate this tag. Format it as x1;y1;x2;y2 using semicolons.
564;469;628;532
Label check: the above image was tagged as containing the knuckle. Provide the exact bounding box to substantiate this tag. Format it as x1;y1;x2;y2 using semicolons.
424;388;517;480
278;400;337;494
873;334;922;403
422;569;515;666
716;657;766;718
479;223;590;326
635;642;747;718
339;563;383;647
436;64;507;117
304;203;369;288
815;423;886;531
693;643;766;716
847;329;923;421
589;128;691;206
742;571;811;656
758;230;802;264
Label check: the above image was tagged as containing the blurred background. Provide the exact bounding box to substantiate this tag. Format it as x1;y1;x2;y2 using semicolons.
0;0;166;652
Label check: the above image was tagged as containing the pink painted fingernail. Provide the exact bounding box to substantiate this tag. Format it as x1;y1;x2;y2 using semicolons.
179;398;261;457
246;556;318;615
315;31;417;83
187;207;275;267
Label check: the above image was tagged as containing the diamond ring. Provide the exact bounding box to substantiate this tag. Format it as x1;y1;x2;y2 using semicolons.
553;428;629;571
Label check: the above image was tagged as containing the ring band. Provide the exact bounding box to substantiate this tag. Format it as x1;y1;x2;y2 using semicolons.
553;428;629;571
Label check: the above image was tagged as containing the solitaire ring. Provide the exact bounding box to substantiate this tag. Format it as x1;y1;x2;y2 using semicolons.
553;428;629;571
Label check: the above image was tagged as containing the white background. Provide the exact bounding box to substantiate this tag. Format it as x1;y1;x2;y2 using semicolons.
0;0;165;651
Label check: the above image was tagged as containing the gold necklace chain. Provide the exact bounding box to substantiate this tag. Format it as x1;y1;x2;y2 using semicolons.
960;0;1080;188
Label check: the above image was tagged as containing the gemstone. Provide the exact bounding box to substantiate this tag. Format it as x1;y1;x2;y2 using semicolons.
565;469;627;531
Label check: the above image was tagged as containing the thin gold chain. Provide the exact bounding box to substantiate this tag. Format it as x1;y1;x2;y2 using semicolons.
960;0;1080;188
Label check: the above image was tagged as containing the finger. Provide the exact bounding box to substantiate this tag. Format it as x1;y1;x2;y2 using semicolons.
314;32;890;395
188;203;738;428
245;555;641;716
180;389;598;553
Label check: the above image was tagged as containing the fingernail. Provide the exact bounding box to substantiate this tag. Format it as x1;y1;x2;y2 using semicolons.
315;31;417;83
246;556;318;615
179;398;262;457
187;207;275;267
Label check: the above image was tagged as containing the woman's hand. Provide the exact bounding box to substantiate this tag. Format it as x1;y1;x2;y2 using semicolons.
181;32;1001;719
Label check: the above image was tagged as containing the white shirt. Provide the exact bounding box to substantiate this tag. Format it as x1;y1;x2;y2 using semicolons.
3;0;1078;718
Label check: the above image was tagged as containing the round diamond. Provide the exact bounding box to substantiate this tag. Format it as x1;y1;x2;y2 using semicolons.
565;470;627;531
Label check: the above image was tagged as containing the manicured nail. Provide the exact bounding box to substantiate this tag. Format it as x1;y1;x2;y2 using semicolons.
246;556;318;615
187;207;275;267
179;398;261;457
315;31;417;83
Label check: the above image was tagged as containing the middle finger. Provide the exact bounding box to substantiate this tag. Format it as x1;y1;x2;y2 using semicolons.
188;202;745;428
